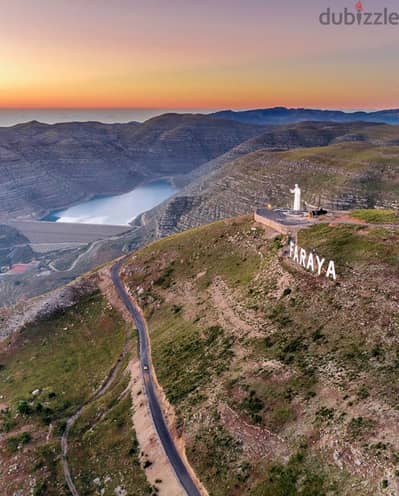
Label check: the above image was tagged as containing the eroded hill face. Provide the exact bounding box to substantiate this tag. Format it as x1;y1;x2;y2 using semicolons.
122;216;399;495
155;125;399;236
4;120;399;308
0;114;263;220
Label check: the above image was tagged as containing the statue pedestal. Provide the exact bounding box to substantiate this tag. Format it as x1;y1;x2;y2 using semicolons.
254;208;312;235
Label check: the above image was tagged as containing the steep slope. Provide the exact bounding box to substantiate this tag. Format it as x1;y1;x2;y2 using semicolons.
120;215;399;495
0;114;263;220
0;284;152;495
211;106;399;125
153;123;399;235
0;224;32;267
0;257;199;496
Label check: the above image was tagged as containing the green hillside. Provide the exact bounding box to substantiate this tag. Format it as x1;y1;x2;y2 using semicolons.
0;290;150;496
2;212;399;495
122;215;399;495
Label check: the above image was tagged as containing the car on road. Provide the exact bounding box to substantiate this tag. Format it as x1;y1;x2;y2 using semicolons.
143;364;149;371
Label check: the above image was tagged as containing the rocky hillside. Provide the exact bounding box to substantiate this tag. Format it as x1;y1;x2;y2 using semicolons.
121;214;399;495
0;225;33;268
0;114;263;220
153;122;399;236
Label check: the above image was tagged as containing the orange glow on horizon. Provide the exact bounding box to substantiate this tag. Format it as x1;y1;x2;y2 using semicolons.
1;0;398;111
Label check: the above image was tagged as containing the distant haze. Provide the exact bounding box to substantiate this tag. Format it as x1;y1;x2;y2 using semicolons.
0;108;215;127
1;107;396;128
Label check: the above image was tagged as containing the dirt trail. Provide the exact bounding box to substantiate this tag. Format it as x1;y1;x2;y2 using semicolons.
61;339;128;496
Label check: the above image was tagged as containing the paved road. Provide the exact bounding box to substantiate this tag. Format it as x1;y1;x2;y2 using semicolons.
111;260;202;496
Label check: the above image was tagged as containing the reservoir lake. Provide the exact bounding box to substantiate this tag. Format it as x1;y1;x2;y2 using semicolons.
43;179;178;226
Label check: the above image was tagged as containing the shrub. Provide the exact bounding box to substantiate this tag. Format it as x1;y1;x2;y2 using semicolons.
357;386;370;400
347;416;376;439
32;480;47;496
315;407;335;422
6;431;32;452
16;400;32;415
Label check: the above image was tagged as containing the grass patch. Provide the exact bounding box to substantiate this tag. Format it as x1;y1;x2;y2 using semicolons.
128;217;262;291
188;421;245;496
69;363;152;496
150;306;234;407
298;223;399;266
6;431;32;453
0;292;127;421
351;209;399;224
250;447;351;496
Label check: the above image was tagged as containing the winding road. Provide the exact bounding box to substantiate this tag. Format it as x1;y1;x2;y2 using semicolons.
111;260;202;496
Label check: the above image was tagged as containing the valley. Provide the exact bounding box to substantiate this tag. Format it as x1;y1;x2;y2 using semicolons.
2;117;399;306
0;113;264;305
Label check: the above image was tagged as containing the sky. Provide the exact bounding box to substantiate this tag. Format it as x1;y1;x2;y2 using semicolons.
1;0;399;110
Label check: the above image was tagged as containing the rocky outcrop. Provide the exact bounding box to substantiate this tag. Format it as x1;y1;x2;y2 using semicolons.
0;224;32;267
0;276;97;340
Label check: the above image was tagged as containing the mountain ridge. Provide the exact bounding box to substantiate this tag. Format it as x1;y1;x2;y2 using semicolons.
150;121;399;236
210;106;399;125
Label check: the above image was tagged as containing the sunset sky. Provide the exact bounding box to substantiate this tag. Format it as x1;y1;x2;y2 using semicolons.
1;0;399;110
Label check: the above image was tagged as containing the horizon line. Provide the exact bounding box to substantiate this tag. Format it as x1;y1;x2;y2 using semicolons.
0;106;398;113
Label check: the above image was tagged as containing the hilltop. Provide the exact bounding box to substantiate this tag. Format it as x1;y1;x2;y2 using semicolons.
2;213;399;494
154;122;399;236
120;214;399;495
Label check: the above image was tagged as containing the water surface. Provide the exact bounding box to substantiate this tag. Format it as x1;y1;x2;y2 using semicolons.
43;180;178;226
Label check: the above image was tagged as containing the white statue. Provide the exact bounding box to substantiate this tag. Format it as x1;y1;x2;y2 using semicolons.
290;184;301;211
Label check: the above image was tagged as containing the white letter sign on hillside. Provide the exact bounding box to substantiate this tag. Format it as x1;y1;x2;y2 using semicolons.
289;240;336;280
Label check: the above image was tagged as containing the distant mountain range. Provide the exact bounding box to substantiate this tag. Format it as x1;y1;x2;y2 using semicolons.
210;107;399;125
